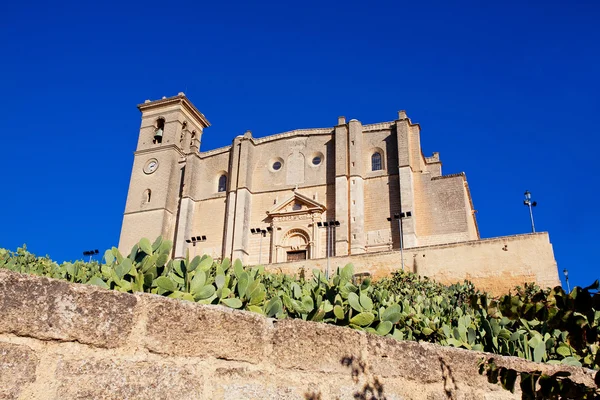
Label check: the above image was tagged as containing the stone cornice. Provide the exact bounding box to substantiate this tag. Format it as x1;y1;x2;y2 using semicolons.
199;145;231;158
138;94;210;128
123;207;174;216
133;145;185;158
253;128;334;145
431;172;466;181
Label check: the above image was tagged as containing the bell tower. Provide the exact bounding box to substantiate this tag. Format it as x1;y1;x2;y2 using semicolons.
118;93;210;255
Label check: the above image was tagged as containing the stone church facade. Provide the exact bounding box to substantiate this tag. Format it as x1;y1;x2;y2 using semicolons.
118;93;559;293
119;93;479;264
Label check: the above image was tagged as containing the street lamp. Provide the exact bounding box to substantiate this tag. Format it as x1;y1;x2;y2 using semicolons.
317;220;340;280
185;235;207;259
563;268;571;293
250;227;273;265
82;249;99;263
387;211;412;271
523;190;538;233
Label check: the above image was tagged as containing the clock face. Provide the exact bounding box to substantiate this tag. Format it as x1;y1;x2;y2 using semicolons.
144;159;159;174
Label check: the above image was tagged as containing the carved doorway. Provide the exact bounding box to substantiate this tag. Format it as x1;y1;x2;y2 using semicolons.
287;250;307;262
277;228;311;262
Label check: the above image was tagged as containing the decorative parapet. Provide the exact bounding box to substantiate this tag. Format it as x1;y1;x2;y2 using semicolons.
432;172;466;180
425;151;440;164
362;121;395;132
253;127;334;144
198;119;400;155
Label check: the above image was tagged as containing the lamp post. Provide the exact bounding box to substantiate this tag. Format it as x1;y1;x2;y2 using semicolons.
317;220;340;280
523;191;537;233
251;227;273;265
185;235;206;259
387;211;412;271
563;268;571;293
82;249;99;263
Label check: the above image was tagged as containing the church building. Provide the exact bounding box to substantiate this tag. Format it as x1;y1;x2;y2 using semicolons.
118;93;480;266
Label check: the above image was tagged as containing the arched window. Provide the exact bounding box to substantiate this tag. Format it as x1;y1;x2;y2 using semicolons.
153;118;165;144
218;175;227;192
371;152;382;171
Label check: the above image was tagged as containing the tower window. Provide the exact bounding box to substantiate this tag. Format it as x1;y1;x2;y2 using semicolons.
143;189;152;204
153;118;165;144
218;175;227;192
371;152;382;171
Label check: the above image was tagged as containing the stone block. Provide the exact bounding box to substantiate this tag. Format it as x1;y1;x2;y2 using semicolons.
0;342;38;400
55;358;203;400
366;336;442;383
418;342;503;388
142;294;271;363
0;270;136;348
208;366;323;399
270;319;364;373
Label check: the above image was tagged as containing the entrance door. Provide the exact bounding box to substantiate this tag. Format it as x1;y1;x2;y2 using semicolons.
286;250;307;262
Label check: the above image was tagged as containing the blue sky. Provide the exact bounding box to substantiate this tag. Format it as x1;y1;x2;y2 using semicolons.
1;0;598;289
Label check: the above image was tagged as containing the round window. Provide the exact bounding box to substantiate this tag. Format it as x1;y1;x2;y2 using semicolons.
272;161;282;171
312;156;321;166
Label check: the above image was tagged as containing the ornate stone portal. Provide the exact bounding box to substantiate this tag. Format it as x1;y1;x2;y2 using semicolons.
267;191;326;263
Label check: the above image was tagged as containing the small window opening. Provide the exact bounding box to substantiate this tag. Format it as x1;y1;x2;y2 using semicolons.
218;175;227;192
371;152;382;171
153;119;165;144
144;189;152;204
272;161;282;171
292;202;302;211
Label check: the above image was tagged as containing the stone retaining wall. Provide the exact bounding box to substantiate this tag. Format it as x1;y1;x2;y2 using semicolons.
0;270;593;400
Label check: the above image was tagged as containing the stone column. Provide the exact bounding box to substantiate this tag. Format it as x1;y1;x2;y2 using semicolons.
223;135;253;263
348;119;366;254
396;112;418;248
334;118;349;256
223;145;237;261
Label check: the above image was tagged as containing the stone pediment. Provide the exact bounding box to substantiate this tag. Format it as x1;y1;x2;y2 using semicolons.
268;191;326;218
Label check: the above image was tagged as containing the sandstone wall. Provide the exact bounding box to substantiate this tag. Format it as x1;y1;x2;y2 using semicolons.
1;269;591;400
264;232;560;296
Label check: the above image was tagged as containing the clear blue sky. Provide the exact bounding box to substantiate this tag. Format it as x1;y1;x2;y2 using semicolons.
1;0;598;289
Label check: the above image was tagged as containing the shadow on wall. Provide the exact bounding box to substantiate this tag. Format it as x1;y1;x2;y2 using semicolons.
304;355;387;400
304;355;463;400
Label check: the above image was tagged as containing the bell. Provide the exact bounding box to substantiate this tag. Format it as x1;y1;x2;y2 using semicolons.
154;128;163;139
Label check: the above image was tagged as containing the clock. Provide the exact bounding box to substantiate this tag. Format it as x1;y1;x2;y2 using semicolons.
144;159;159;174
